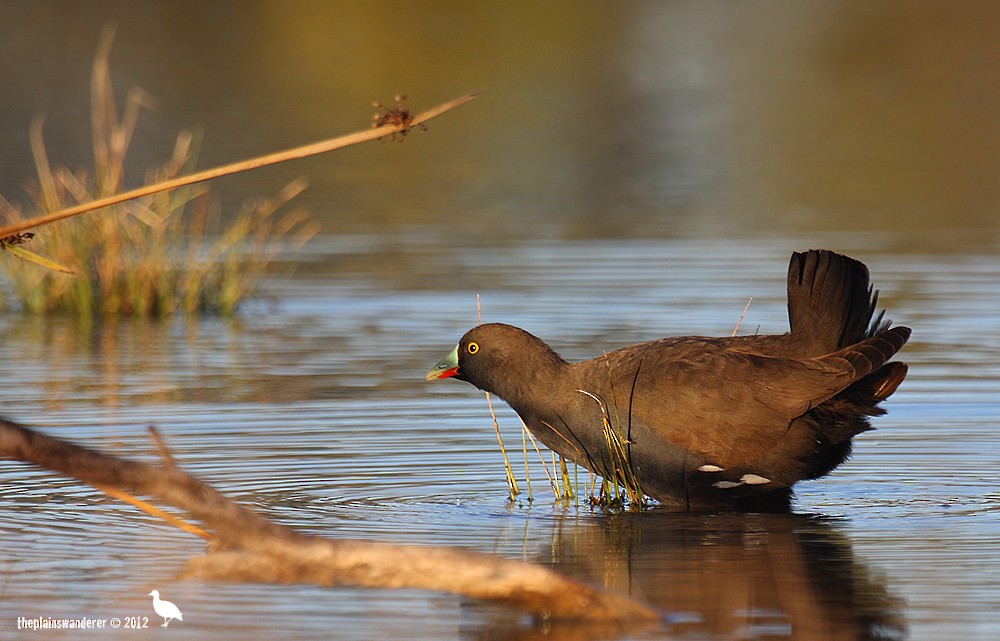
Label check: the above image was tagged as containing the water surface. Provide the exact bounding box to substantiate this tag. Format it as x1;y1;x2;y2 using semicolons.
2;237;999;640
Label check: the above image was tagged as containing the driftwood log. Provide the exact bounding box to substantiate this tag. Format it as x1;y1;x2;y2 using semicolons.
0;417;660;628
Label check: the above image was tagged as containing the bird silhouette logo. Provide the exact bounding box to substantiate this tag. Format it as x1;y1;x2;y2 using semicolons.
148;590;183;628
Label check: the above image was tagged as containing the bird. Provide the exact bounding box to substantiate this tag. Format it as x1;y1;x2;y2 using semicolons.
426;250;911;510
148;590;183;628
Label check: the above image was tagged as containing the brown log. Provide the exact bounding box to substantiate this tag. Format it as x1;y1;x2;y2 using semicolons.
0;417;660;626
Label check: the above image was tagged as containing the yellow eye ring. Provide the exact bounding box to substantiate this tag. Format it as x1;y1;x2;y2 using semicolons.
467;342;479;354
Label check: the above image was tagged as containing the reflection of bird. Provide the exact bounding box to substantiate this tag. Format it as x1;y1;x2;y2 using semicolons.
148;590;183;628
427;250;910;510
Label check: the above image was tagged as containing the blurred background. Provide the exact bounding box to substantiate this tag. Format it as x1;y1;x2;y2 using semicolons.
2;3;999;640
3;0;1000;248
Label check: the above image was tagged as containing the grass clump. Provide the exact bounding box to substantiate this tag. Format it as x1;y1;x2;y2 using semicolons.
0;30;318;317
577;388;647;511
492;386;646;511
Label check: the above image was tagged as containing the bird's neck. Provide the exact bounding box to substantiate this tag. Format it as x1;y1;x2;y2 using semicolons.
488;349;571;417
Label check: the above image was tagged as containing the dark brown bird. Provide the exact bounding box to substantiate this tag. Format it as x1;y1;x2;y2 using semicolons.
426;250;910;510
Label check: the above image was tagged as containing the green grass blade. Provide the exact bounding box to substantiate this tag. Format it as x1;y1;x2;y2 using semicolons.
1;243;75;274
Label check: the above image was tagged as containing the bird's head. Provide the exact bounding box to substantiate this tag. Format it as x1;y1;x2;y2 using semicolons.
425;323;566;402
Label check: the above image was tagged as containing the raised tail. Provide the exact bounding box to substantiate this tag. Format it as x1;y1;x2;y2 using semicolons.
819;326;911;384
787;250;890;356
803;326;911;477
792;259;911;476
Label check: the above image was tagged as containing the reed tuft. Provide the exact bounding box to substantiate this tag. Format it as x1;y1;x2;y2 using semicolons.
0;29;317;317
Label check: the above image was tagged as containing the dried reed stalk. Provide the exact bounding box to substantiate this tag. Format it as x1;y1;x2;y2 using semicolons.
0;90;482;240
732;297;753;336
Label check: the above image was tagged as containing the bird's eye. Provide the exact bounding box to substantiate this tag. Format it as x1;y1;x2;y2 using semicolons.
467;342;479;354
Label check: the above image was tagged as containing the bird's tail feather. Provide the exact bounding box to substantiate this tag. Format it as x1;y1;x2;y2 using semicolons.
787;250;890;355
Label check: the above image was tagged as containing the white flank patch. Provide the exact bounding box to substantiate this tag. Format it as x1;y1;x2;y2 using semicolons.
698;464;725;472
713;480;744;489
740;474;771;485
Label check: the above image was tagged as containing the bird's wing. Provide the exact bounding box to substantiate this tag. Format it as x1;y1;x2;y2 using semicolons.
596;338;857;465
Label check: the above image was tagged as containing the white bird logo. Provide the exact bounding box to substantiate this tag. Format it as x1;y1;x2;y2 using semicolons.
148;590;183;628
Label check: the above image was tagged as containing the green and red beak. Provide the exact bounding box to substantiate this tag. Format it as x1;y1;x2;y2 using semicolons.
425;344;459;380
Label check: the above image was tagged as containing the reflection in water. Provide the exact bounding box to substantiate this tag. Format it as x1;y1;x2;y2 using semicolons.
519;512;907;641
0;313;334;410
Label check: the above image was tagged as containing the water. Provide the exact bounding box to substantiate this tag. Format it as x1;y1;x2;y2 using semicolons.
3;2;1000;639
1;236;999;640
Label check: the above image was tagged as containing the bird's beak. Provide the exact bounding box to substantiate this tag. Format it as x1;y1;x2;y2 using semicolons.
425;345;459;381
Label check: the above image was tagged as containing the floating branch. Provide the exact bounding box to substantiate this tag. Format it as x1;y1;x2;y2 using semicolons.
0;416;659;627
